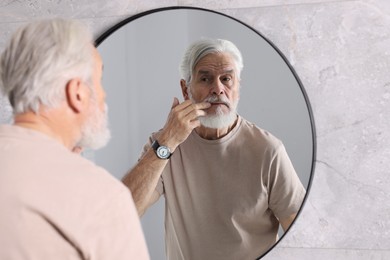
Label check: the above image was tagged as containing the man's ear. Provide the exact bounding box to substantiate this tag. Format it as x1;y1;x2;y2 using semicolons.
180;79;190;100
65;79;89;113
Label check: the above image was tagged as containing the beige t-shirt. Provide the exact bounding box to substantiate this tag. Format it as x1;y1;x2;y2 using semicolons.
147;116;305;260
0;125;150;260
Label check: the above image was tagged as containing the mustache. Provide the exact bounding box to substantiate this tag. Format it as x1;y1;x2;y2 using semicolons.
202;95;230;108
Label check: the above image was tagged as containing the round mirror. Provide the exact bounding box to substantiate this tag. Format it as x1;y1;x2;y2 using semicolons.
92;6;316;260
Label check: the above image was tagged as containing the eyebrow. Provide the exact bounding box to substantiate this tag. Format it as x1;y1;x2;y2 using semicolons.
198;69;235;75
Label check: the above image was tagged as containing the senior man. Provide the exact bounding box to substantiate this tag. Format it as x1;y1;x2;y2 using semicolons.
123;38;305;259
0;18;149;259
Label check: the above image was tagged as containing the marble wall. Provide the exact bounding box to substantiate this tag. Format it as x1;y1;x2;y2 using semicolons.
1;0;389;259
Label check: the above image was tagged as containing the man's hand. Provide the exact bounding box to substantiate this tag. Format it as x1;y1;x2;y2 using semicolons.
158;97;210;151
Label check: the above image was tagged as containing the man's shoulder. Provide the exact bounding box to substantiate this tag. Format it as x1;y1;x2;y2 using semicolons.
239;116;282;148
0;124;126;200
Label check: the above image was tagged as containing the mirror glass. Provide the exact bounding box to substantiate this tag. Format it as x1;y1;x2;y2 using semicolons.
91;7;315;259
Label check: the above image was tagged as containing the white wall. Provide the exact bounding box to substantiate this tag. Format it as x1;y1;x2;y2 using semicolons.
1;1;389;259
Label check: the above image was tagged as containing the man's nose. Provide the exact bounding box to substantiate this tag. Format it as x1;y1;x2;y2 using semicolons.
211;80;225;95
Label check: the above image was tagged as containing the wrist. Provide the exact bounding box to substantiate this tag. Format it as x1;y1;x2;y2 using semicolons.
151;140;172;159
157;132;178;152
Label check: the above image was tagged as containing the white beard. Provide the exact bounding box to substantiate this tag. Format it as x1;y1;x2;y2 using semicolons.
188;88;238;129
198;107;237;129
77;101;111;150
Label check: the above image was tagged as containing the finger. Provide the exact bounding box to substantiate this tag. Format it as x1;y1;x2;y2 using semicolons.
188;118;202;129
171;97;180;109
179;101;210;119
172;99;193;111
194;101;211;110
183;107;208;121
169;100;191;118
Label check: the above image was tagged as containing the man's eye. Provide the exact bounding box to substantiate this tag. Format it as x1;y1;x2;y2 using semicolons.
223;77;232;82
201;77;209;82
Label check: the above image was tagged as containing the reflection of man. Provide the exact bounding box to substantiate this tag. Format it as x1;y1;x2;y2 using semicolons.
0;19;149;259
123;38;305;259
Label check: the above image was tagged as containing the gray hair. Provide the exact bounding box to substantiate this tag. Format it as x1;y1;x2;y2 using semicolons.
179;38;244;84
0;18;94;114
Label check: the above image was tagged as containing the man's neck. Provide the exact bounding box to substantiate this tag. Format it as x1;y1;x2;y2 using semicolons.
13;109;76;150
195;116;238;140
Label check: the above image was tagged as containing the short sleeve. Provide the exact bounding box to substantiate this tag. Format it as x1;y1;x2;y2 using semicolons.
267;144;306;220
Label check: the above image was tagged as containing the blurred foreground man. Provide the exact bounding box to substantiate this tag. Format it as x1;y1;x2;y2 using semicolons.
0;18;149;260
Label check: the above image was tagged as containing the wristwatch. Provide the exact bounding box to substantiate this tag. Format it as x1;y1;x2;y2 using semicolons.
151;140;172;159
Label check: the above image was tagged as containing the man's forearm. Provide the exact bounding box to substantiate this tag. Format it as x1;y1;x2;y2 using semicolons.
122;146;169;216
122;98;210;216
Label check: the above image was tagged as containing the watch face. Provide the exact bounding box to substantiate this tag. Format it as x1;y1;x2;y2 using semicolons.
157;146;170;159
